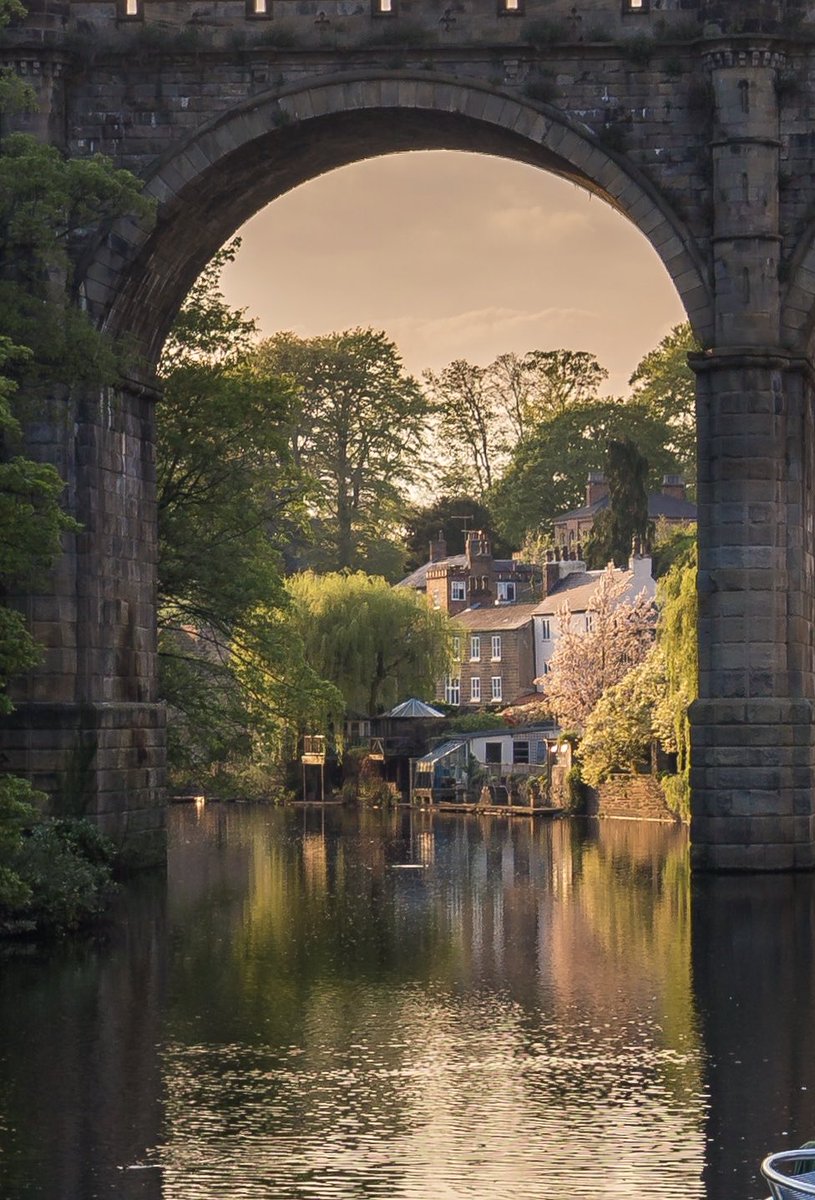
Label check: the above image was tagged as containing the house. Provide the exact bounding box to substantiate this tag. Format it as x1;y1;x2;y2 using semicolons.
440;602;539;708
398;529;539;615
552;472;697;549
533;549;656;690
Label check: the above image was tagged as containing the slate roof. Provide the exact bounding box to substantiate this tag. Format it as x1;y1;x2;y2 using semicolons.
450;602;539;631
398;556;523;590
554;491;697;524
384;699;446;718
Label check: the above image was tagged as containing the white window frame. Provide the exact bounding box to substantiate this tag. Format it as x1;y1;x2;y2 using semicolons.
496;581;516;603
452;635;461;660
445;676;461;705
540;618;552;641
470;676;481;703
491;676;503;702
491;635;502;661
585;613;594;632
470;635;481;661
451;580;466;602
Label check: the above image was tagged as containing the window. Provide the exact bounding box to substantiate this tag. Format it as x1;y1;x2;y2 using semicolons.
452;635;461;660
540;618;552;641
119;0;143;18
496;581;516;603
451;580;466;602
470;676;481;703
432;590;440;610
485;741;503;764
491;635;502;661
622;0;648;10
470;635;481;661
445;676;460;705
372;0;395;13
539;661;549;676
513;740;530;765
534;740;547;765
585;613;594;632
246;0;271;14
491;676;503;702
498;0;523;12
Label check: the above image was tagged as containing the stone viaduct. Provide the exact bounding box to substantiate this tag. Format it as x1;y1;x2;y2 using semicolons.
3;0;815;868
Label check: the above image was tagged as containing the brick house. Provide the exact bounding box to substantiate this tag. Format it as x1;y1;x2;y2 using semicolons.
552;473;697;549
399;530;540;708
441;603;538;708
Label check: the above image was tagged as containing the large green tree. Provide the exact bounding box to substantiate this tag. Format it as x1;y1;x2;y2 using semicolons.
157;250;341;788
287;572;451;717
628;322;698;485
585;437;652;568
489;398;682;547
254;329;429;579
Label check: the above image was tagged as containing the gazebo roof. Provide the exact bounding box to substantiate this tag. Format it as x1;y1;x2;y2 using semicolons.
384;698;446;719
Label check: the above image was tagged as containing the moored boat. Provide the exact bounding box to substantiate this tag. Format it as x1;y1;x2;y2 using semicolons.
762;1148;815;1199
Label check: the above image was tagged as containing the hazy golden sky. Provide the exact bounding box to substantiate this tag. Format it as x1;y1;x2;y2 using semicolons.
221;149;686;396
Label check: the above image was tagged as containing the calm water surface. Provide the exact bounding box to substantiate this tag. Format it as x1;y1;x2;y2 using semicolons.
1;805;815;1200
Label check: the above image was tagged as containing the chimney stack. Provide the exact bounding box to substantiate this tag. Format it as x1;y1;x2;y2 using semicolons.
661;475;687;502
586;471;609;507
429;530;448;563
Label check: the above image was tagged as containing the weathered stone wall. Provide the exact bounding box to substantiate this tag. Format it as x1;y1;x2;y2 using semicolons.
588;775;678;823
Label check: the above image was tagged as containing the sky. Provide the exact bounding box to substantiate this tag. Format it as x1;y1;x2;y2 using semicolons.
220;149;686;396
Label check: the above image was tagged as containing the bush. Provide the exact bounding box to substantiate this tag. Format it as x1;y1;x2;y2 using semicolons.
0;811;118;937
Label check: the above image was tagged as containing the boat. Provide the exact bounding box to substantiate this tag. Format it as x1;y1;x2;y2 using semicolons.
761;1147;815;1199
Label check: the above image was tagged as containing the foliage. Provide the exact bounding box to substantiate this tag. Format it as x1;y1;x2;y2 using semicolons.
254;329;428;579
157;248;342;788
403;494;510;571
490;398;682;547
628;322;698;486
653;549;697;820
424;349;607;501
445;710;510;733
585;437;652;568
287;571;451;717
651;521;696;579
579;646;666;786
541;565;655;731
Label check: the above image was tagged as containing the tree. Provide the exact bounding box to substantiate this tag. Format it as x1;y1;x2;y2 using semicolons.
157;249;341;788
423;359;504;499
254;329;429;578
579;646;667;786
652;547;697;819
490;348;608;438
287;572;451;717
628;322;698;484
489;399;683;547
402;494;509;571
541;565;655;731
585;437;652;568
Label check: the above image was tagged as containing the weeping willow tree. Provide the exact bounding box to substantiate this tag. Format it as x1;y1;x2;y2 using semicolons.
653;547;697;820
286;572;452;716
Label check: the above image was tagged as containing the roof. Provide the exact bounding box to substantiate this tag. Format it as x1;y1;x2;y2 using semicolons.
535;561;657;614
383;699;445;718
553;491;697;525
451;602;538;632
414;739;466;765
398;556;525;590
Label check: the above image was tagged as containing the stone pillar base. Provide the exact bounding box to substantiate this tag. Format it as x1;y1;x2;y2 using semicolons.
690;698;815;871
0;701;167;868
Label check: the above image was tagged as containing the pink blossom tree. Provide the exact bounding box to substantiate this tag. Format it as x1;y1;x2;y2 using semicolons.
540;565;655;731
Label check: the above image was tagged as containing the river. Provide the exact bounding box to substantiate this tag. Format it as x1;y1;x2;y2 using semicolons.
0;804;813;1200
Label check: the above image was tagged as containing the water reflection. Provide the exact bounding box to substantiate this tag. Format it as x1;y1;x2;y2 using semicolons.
2;805;814;1199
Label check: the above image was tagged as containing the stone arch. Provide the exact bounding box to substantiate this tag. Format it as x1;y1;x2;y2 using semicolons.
85;71;712;366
